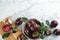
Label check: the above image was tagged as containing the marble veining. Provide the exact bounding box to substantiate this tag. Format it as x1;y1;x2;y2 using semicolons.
0;0;60;40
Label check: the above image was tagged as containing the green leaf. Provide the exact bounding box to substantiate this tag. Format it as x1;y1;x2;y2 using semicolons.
44;26;48;31
40;26;48;32
43;26;48;31
40;34;44;39
46;20;49;26
40;27;45;32
22;17;28;22
40;22;45;32
2;33;10;39
41;22;44;27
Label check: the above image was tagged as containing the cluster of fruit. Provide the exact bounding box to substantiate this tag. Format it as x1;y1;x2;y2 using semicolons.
15;17;60;39
2;17;60;40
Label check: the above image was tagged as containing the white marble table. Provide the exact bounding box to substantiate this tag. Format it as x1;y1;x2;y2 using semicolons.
0;0;60;40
